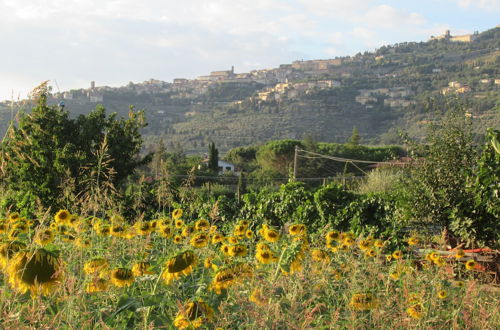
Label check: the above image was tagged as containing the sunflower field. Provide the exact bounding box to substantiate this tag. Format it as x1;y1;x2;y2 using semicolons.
0;208;498;329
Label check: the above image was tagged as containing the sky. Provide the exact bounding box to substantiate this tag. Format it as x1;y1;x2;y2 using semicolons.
0;0;499;101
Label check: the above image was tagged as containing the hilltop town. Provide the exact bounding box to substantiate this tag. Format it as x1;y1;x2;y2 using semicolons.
1;27;498;152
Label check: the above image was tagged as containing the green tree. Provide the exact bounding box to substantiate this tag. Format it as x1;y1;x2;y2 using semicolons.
398;103;477;242
0;93;149;214
208;142;219;173
348;126;360;147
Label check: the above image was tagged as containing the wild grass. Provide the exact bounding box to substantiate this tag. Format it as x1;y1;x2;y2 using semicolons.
0;209;498;329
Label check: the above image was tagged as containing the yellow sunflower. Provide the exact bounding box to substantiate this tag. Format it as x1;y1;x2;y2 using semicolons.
86;278;109;293
34;229;55;246
83;258;109;275
349;293;379;311
0;241;26;271
392;250;403;260
408;236;420;246
229;244;247;257
437;289;447;299
54;210;72;225
325;230;341;242
190;233;209;248
181;225;195;238
173;235;183;244
311;249;330;263
7;248;63;296
455;249;465;259
159;226;173;238
465;259;476;270
110;268;135;287
172;209;183;220
406;303;424;319
289;224;307;236
194;219;210;231
263;229;280;243
255;249;277;264
249;288;268;306
162;250;197;284
132;262;155;277
173;299;213;329
211;232;224;244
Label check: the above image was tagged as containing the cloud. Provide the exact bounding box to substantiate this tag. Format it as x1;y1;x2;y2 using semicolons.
362;5;426;28
455;0;500;11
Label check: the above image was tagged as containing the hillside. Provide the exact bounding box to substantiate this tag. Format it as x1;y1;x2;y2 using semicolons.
1;27;499;153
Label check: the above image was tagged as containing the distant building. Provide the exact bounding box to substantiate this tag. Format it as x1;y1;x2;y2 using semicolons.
199;159;237;174
430;30;478;43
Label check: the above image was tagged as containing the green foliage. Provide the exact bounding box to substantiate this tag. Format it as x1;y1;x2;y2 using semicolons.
0;95;148;214
450;128;500;246
313;183;355;229
208;142;219;173
256;140;303;176
396;102;499;246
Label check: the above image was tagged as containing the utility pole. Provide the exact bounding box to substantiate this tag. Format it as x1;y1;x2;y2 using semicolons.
293;145;299;180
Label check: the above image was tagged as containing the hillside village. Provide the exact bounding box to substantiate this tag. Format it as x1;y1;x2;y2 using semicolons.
1;27;499;152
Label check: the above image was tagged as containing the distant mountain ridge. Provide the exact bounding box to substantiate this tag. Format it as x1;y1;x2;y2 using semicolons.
1;26;499;152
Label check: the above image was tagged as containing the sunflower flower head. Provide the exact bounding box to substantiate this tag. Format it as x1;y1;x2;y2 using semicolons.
173;299;214;329
7;248;63;296
349;293;379;311
54;210;72;225
162;250;197;284
110;268;135;287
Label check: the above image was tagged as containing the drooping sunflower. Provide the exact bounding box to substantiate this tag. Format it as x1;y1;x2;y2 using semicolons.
86;278;109;293
209;268;236;294
325;230;341;242
162;250;197;284
349;293;379;311
110;268;135;287
263;229;280;243
311;249;330;263
172;208;183;220
365;249;377;258
280;241;306;275
194;219;210;232
374;239;385;248
132;262;155;277
173;299;214;329
0;221;7;234
358;239;372;251
255;249;277;264
97;226;111;237
110;225;126;237
210;263;253;294
226;236;239;244
159;225;173;239
75;237;91;248
54;210;72;225
83;258;109;275
190;233;209;248
7;248;63;296
289;224;307;236
8;212;20;223
465;259;476;270
408;236;420;246
233;224;247;237
249;288;268;306
211;232;224;244
135;222;153;236
392;250;403;260
455;249;465;259
0;241;26;271
34;229;55;246
406;303;424;319
229;244;247;257
256;241;270;252
181;225;195;238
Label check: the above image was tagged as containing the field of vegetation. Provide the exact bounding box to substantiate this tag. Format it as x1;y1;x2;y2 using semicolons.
0;208;498;329
0;89;498;328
